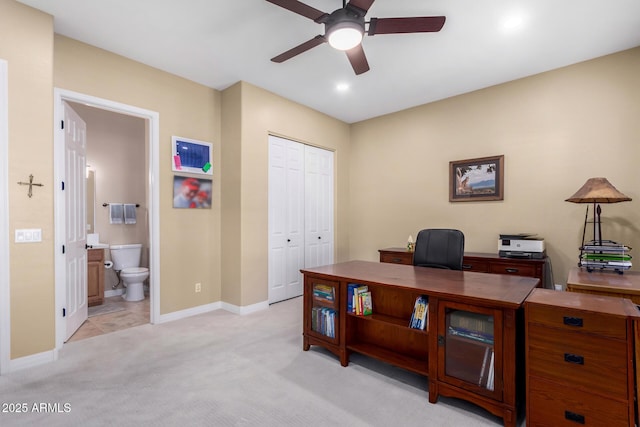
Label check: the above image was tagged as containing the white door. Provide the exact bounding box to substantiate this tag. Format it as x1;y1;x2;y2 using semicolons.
268;136;305;303
63;102;88;341
304;145;334;268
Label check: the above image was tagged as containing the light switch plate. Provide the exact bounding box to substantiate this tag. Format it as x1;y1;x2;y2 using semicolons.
15;228;42;243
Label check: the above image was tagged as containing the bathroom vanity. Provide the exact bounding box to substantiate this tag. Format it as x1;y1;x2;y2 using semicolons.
88;248;105;306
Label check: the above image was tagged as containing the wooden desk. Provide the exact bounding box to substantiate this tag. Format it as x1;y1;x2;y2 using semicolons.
379;247;547;288
566;267;640;305
301;260;539;427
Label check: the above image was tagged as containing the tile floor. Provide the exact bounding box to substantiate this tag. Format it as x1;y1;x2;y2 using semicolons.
67;294;150;342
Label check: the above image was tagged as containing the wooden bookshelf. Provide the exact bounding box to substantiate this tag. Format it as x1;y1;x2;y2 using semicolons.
301;260;539;427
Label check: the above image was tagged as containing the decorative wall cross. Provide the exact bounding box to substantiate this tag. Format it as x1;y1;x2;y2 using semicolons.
17;174;44;198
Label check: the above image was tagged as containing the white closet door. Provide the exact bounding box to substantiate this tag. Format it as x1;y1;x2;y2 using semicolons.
268;136;305;303
304;145;334;268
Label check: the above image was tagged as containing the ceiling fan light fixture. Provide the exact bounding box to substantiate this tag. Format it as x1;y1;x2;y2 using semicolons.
327;21;364;51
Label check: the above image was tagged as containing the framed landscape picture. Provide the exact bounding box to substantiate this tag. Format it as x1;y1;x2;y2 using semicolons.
449;155;504;202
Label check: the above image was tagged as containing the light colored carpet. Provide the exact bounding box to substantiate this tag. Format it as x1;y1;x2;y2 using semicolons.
0;296;521;426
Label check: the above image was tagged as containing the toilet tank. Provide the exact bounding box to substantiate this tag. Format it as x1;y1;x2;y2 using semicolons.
109;243;142;271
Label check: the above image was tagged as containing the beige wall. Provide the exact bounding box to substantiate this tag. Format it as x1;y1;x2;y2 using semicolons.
1;0;55;359
221;81;351;306
54;35;223;314
349;47;640;287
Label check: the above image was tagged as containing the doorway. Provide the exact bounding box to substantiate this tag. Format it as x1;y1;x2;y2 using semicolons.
53;89;160;350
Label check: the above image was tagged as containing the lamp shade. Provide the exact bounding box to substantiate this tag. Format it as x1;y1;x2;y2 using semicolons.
327;22;363;50
565;177;631;204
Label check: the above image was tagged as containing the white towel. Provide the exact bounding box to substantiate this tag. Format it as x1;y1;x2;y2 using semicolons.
109;203;124;224
124;204;137;225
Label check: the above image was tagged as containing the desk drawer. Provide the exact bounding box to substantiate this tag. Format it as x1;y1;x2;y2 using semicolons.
379;251;413;265
527;303;628;339
461;258;489;272
527;324;628;398
528;376;630;426
488;261;536;277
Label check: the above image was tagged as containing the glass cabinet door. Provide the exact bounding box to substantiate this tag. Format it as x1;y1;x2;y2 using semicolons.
438;301;503;398
305;278;339;344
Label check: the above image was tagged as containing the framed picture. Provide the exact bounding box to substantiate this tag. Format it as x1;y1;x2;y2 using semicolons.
173;176;212;209
171;136;213;175
449;155;504;202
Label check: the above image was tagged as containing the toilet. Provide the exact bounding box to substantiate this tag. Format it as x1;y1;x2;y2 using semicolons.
109;244;149;302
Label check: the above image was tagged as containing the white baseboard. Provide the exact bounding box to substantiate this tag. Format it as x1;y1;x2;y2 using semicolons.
221;300;269;315
156;301;222;324
7;349;58;373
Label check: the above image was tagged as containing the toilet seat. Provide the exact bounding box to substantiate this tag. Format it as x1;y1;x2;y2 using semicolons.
121;267;149;275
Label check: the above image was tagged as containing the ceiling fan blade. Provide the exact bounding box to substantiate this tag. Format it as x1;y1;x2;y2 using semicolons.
266;0;329;22
345;44;370;75
271;35;327;63
346;0;375;14
368;16;446;35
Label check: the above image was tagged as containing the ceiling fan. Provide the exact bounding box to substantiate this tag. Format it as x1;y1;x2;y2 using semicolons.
266;0;446;75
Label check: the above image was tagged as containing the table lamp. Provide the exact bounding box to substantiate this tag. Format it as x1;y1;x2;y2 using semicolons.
565;177;632;245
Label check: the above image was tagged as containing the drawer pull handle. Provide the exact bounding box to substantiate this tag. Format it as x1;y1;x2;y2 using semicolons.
564;410;585;424
505;268;519;273
564;353;584;365
462;264;472;269
563;316;583;327
392;258;402;263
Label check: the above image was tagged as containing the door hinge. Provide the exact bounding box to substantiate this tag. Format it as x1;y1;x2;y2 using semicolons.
62;245;65;254
62;308;66;317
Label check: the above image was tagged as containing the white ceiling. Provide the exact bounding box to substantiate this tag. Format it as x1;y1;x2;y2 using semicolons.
17;0;640;123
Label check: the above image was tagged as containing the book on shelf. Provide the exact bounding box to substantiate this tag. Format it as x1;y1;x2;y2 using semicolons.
312;284;334;302
409;295;429;330
478;347;492;387
351;284;370;315
449;311;494;336
311;306;336;338
360;291;373;316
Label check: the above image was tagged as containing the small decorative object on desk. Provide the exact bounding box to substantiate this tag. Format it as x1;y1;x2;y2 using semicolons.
407;235;414;252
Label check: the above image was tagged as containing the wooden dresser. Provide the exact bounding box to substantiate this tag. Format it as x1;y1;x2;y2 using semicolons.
379;247;546;287
566;267;640;305
525;288;639;426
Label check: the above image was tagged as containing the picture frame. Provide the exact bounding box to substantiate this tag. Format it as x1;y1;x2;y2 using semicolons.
449;155;504;202
171;136;213;175
173;176;212;209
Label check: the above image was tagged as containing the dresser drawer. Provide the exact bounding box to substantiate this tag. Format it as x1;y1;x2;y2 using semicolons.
461;258;489;272
527;323;628;398
528;376;630;426
88;248;104;262
527;303;628;339
379;251;413;265
488;261;536;277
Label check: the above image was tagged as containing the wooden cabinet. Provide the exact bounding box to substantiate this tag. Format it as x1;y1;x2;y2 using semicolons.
379;248;546;287
302;261;539;427
87;248;105;307
566;267;640;305
525;288;639;426
303;276;341;358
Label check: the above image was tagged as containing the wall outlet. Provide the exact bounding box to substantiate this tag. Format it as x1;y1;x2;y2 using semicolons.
195;282;201;293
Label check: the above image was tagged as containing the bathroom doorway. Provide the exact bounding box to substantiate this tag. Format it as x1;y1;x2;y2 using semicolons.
53;89;160;349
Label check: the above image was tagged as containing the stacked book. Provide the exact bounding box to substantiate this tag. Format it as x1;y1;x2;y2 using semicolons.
447;311;494;345
579;241;632;272
311;306;336;338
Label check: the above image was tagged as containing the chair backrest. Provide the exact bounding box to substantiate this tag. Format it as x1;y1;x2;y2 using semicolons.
413;229;465;270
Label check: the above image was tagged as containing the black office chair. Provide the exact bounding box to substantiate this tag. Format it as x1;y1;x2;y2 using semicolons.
413;229;465;270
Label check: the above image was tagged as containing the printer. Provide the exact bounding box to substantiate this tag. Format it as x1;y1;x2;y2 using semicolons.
498;233;546;259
